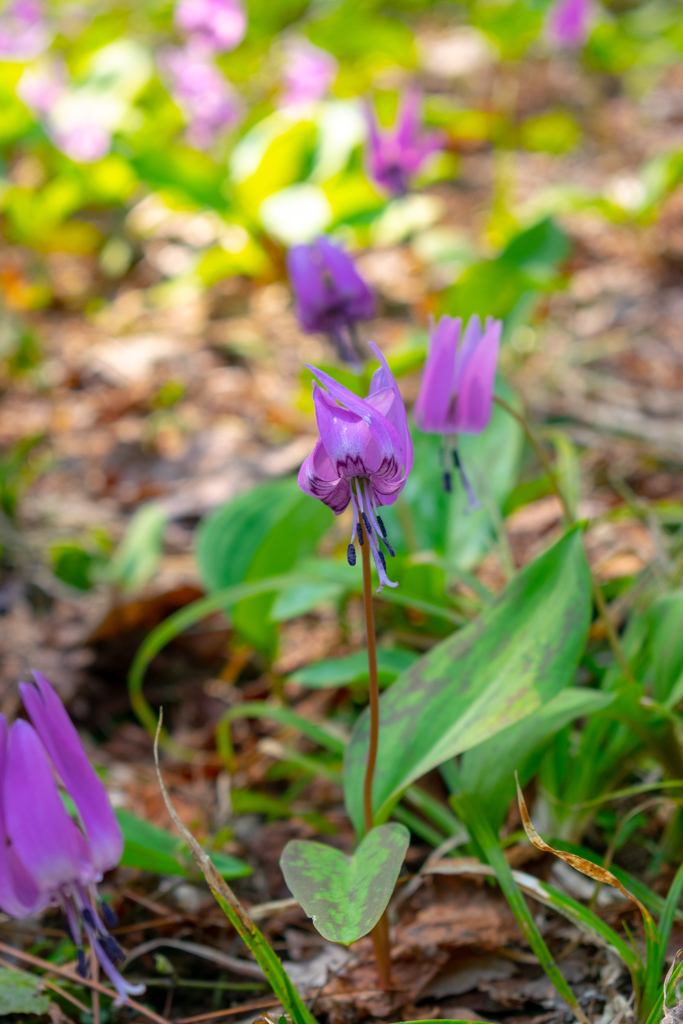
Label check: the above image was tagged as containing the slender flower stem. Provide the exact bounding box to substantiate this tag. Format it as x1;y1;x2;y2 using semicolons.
360;516;392;988
493;394;636;686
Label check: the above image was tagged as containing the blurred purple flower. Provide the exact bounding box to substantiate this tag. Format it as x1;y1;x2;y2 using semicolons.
546;0;592;47
52;122;112;163
280;38;337;108
414;314;501;505
163;43;242;148
0;0;50;61
18;61;112;163
365;90;444;197
299;345;412;591
287;236;375;365
175;0;246;53
0;674;143;1006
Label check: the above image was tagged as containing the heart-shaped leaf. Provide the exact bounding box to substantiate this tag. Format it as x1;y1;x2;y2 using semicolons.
280;823;409;945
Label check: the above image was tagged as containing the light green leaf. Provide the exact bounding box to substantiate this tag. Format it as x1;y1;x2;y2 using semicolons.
116;809;250;880
105;502;168;593
280;824;409;944
0;967;50;1015
291;648;419;689
344;530;592;832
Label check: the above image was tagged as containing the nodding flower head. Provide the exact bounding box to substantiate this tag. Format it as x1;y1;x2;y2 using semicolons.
546;0;592;47
287;236;375;366
0;674;143;1007
414;314;501;508
162;42;242;148
298;343;412;591
365;90;444;198
174;0;247;53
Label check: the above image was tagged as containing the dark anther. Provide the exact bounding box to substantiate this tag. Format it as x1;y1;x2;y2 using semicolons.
361;512;373;537
356;523;364;546
100;933;125;963
77;948;88;979
100;901;118;928
347;543;357;566
377;550;387;572
452;449;461;469
381;536;396;558
376;514;387;538
81;908;96;928
443;471;452;493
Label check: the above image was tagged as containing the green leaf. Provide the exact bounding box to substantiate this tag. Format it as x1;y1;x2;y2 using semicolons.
195;478;331;655
459;688;616;828
105;502;168;593
116;809;251;879
343;529;592;832
647;590;683;705
445;386;525;573
280;823;409;944
0;967;50;1015
291;648;419;689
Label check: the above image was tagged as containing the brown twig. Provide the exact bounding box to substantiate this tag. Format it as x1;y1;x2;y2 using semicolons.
0;939;170;1024
359;517;392;989
175;996;283;1023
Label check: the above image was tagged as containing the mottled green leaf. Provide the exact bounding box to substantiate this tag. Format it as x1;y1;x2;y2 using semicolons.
344;530;591;832
280;823;409;944
0;967;50;1015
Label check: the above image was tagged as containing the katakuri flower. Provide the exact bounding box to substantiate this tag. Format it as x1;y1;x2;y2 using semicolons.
546;0;592;47
299;343;412;591
0;672;143;1006
365;90;444;198
279;38;337;108
287;236;375;366
175;0;246;53
414;314;501;507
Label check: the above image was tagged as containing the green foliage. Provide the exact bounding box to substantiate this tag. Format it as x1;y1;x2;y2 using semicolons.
291;647;419;689
280;823;410;943
116;808;251;879
344;529;592;832
0;967;50;1016
195;478;331;655
103;502;168;593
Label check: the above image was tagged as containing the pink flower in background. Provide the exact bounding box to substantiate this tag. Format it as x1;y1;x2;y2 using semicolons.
414;314;501;504
365;90;445;198
17;59;65;115
280;38;337;107
175;0;246;53
163;43;242;148
52;121;112;163
0;0;50;60
546;0;592;47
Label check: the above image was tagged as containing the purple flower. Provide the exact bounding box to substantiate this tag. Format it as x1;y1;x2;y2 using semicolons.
175;0;246;53
546;0;592;47
162;43;242;148
0;0;50;61
365;90;444;198
17;60;65;115
0;674;143;1006
299;344;412;591
287;237;375;365
280;39;337;108
414;315;501;506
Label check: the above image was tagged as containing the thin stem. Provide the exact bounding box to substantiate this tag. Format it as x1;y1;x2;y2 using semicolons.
360;516;392;989
494;394;636;686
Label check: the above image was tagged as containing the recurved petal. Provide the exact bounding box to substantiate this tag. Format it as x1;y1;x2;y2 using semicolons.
453;317;501;433
313;383;391;478
366;342;413;476
414;315;461;433
298;439;352;513
0;717;47;918
5;720;95;893
21;673;123;875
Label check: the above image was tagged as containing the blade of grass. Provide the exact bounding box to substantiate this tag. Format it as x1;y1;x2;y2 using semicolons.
451;792;589;1024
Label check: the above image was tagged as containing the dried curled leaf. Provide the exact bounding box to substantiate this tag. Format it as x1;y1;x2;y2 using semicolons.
515;774;652;924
